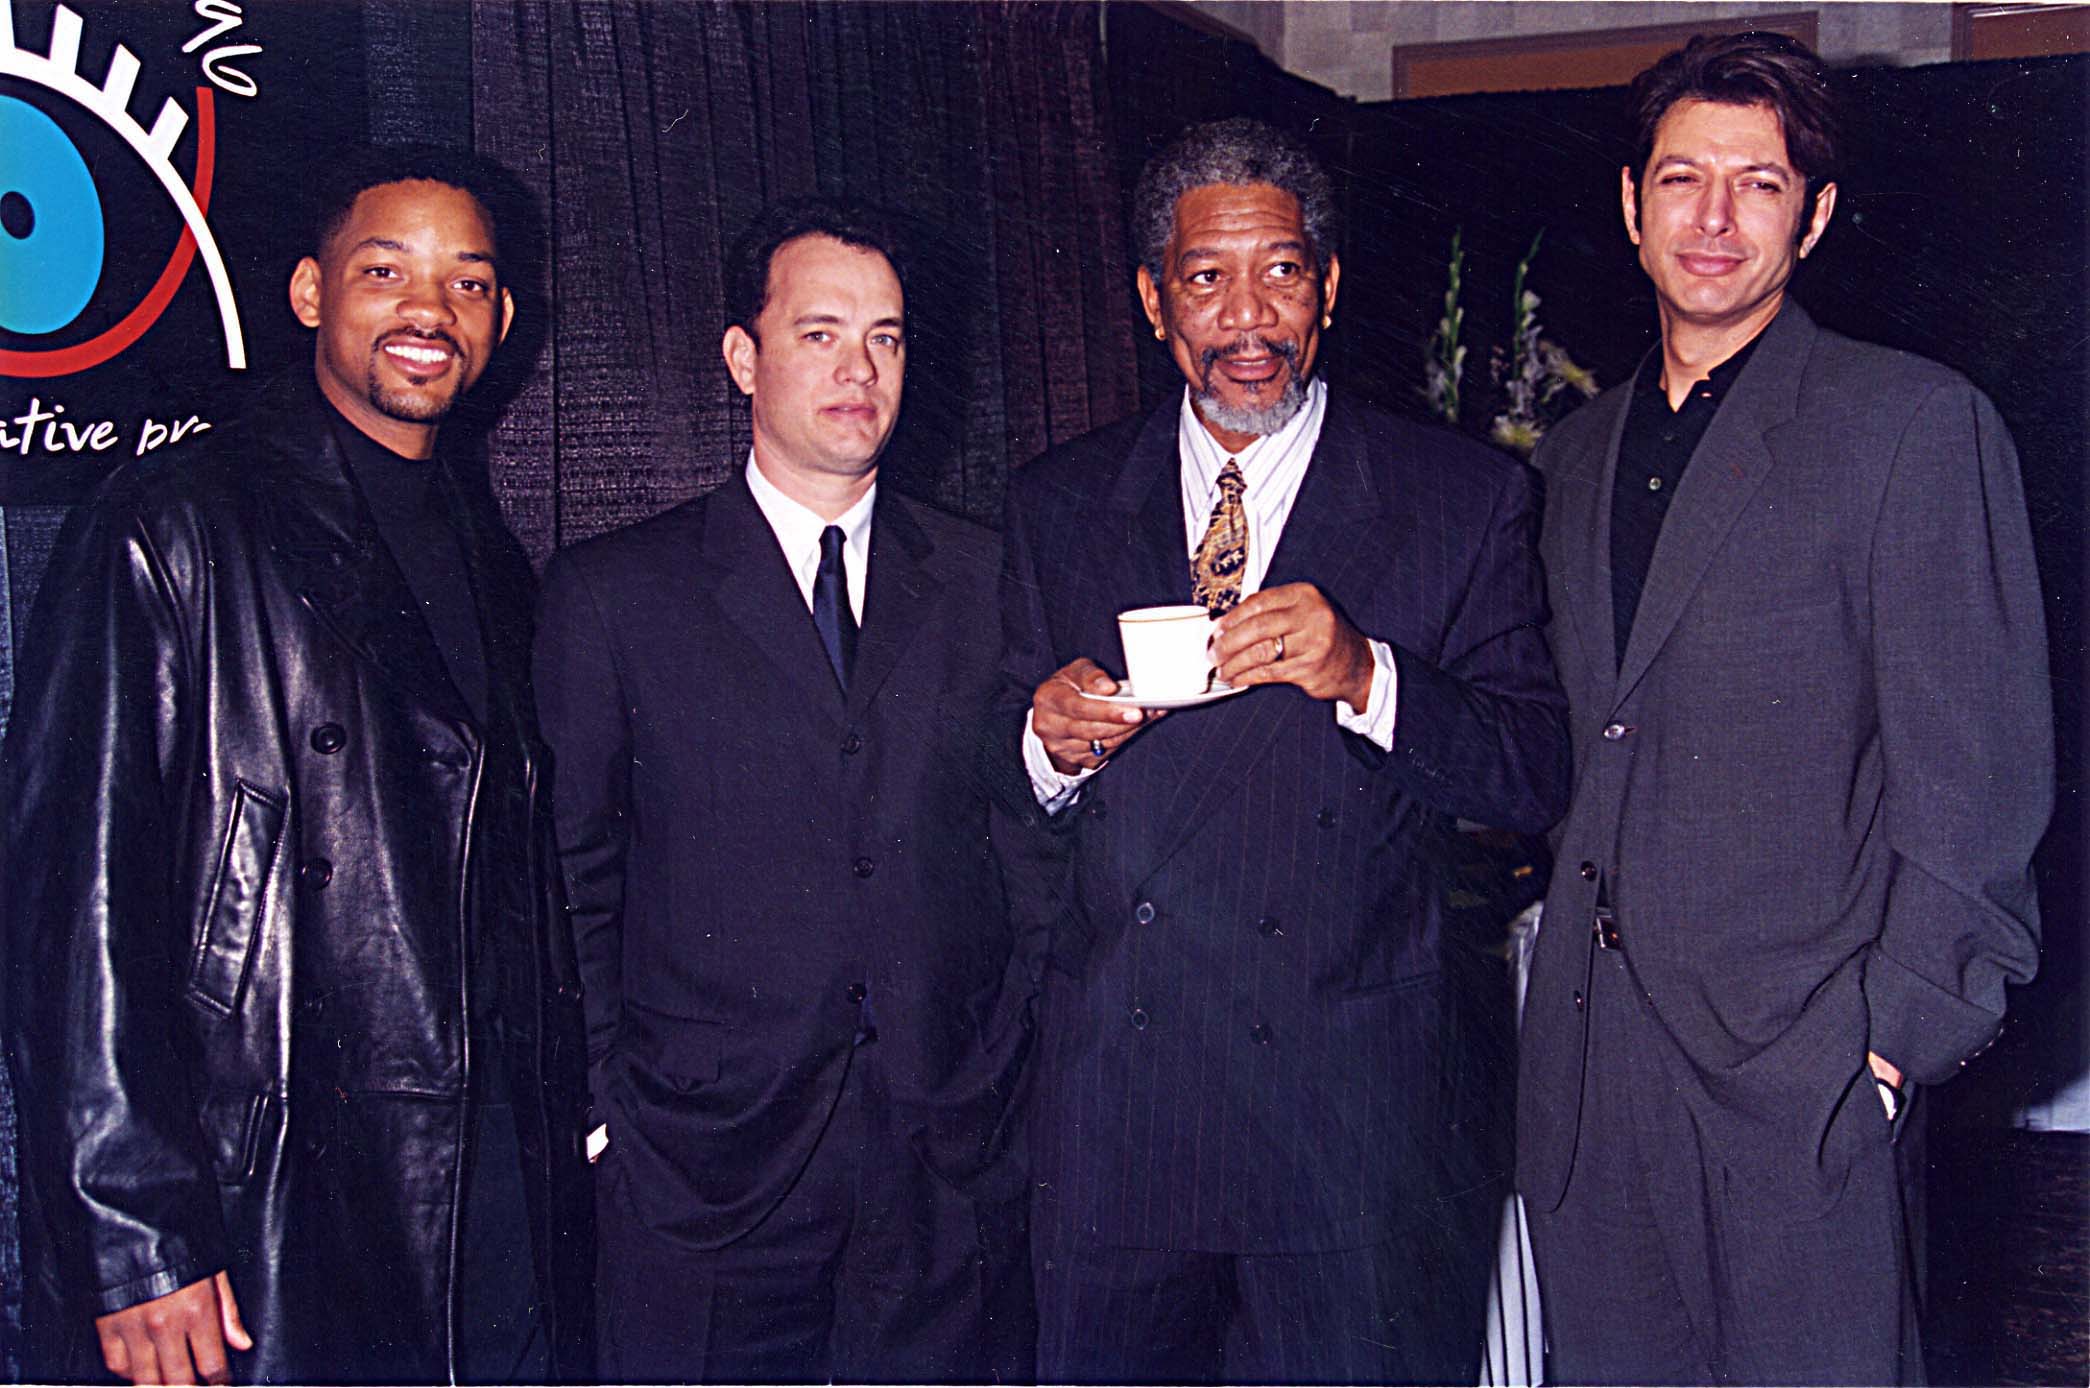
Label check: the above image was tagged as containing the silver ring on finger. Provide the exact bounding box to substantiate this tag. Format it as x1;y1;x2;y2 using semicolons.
1273;634;1285;662
1090;739;1106;760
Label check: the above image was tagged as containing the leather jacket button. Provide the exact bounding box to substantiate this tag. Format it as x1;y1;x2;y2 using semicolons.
310;723;347;755
1133;901;1157;925
1129;1007;1150;1030
1249;1022;1273;1045
1256;916;1279;937
1579;861;1598;881
299;858;333;889
852;856;876;879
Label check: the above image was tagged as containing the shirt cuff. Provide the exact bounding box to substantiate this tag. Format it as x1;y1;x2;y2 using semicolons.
1024;709;1094;812
1333;639;1398;750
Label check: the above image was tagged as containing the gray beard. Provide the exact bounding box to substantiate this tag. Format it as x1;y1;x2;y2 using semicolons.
1193;371;1306;439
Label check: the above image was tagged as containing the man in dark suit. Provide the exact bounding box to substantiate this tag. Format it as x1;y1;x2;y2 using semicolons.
1517;34;2051;1385
1002;117;1570;1384
533;202;1036;1384
4;146;591;1385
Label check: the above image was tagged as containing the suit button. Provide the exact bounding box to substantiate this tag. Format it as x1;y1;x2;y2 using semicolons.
1579;861;1598;881
1249;1022;1272;1045
1315;808;1336;829
1256;916;1279;937
852;857;876;879
847;982;867;1003
1129;1007;1150;1030
299;858;333;889
842;732;863;756
310;723;347;755
1133;901;1156;924
1602;722;1630;741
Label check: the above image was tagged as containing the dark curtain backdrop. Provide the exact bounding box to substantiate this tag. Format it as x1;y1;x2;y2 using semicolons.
466;0;1140;562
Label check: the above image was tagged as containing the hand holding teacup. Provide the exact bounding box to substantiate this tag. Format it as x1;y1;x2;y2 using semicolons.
1032;658;1156;775
1212;582;1375;709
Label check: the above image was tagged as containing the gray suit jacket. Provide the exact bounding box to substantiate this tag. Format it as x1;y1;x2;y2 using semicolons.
1517;303;2050;1218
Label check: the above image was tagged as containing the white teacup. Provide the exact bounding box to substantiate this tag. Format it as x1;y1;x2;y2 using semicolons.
1117;604;1216;700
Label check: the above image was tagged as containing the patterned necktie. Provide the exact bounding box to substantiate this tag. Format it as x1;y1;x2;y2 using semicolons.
811;524;857;693
1190;459;1248;614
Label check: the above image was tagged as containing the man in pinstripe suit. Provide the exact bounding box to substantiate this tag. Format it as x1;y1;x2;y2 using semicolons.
999;118;1571;1385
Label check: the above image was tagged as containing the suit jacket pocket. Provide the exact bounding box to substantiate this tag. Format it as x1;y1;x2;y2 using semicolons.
187;780;287;1016
618;998;724;1092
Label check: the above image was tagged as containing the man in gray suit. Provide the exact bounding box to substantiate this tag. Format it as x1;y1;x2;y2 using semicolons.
1517;33;2051;1386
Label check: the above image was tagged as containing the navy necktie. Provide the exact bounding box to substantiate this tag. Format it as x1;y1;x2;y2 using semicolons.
812;524;857;693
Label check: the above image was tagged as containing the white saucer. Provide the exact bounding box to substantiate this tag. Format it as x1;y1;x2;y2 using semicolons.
1086;680;1246;711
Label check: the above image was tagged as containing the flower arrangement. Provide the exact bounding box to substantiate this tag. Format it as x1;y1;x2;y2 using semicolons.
1424;230;1466;427
1423;228;1599;457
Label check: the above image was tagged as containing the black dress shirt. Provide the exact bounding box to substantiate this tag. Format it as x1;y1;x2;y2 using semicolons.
1610;336;1761;668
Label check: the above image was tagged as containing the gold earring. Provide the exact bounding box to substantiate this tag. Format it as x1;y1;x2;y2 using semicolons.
1321;314;1332;329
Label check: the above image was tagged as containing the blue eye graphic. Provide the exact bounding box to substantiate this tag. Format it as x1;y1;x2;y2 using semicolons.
0;3;246;377
0;93;108;336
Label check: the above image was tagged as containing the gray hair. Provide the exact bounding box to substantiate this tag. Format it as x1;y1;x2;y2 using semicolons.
1132;117;1338;278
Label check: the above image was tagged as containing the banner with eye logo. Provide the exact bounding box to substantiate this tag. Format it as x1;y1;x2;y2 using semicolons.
0;0;368;506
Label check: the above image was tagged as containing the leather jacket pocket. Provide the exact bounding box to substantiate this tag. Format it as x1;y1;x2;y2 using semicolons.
187;780;287;1015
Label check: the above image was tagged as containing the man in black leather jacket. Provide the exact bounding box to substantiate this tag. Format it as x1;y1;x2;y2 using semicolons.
2;145;590;1384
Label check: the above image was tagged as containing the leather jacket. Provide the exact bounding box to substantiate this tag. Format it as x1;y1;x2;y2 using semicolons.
2;387;592;1382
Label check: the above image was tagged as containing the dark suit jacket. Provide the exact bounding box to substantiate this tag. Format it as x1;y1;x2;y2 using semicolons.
1517;303;2051;1220
1000;390;1570;1254
533;477;1038;1250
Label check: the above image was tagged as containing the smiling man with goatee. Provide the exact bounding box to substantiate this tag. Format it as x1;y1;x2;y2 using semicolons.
4;145;592;1385
999;116;1570;1385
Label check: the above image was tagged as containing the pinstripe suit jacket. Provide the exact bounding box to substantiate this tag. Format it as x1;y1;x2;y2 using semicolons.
999;389;1570;1254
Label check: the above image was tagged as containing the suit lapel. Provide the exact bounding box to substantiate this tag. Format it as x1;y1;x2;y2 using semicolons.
259;413;472;727
1616;305;1815;697
1130;396;1388;875
1104;404;1198;613
847;493;943;714
1553;377;1634;696
702;475;849;728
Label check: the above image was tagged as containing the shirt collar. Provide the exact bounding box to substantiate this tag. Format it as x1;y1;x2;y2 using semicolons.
1635;331;1764;409
744;452;876;570
1176;375;1329;493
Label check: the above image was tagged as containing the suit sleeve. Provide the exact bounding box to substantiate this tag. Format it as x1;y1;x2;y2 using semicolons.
1376;460;1573;833
532;552;632;1114
3;494;226;1314
1863;381;2049;1084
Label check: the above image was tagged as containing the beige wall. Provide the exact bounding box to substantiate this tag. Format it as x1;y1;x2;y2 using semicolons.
1188;2;1956;101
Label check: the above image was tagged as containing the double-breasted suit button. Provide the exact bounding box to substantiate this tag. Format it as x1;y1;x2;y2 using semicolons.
299;858;333;890
1256;916;1279;937
1249;1022;1272;1045
1602;722;1630;741
1134;901;1156;924
1579;861;1598;881
310;723;347;755
841;732;863;756
1129;1007;1150;1030
852;857;876;879
1315;808;1336;829
846;982;867;1004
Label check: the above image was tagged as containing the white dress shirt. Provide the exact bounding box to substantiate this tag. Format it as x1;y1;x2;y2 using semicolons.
744;451;874;623
1023;380;1399;809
